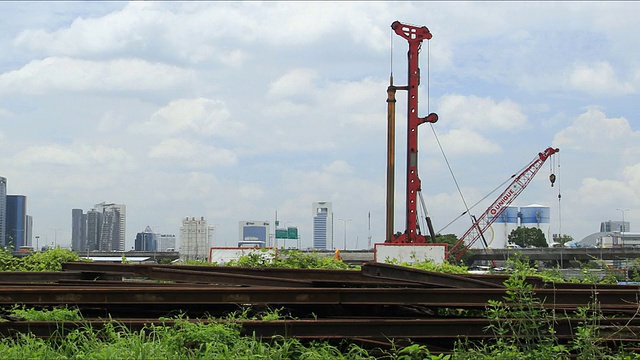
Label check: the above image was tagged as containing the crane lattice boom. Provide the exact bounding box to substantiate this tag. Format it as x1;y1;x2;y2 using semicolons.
450;147;559;262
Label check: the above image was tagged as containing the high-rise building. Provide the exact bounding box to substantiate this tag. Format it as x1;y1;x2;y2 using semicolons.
180;217;214;261
86;209;102;252
83;202;127;251
71;209;87;252
135;226;157;251
157;234;176;252
6;195;26;249
601;220;629;233
0;176;6;247
238;221;270;247
312;201;333;250
25;215;33;247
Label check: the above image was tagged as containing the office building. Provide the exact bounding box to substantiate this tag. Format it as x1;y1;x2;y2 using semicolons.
76;202;126;252
94;202;126;252
180;217;214;261
71;209;87;252
238;221;269;247
157;234;176;252
134;226;157;251
25;215;32;247
601;220;629;233
5;195;26;249
312;201;333;250
0;177;5;247
85;209;102;252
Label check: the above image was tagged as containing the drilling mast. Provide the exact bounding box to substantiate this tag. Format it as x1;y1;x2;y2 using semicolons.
387;21;438;244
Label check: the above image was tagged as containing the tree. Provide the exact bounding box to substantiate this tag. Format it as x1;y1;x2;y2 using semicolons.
553;234;574;247
434;233;472;265
508;227;548;248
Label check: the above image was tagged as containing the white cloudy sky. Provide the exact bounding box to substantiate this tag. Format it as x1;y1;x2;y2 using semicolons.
1;1;639;250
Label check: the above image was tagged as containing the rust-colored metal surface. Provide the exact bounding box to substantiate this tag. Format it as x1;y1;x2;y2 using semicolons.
2;261;640;354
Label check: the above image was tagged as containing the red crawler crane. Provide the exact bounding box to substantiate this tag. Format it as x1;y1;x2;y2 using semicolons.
449;147;560;262
388;21;439;244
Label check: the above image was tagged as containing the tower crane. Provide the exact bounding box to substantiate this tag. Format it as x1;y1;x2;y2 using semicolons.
449;147;560;262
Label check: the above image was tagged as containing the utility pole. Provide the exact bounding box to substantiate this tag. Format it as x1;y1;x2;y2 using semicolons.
337;218;351;250
617;208;630;247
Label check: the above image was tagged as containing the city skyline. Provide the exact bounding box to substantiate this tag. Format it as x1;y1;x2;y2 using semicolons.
1;3;639;250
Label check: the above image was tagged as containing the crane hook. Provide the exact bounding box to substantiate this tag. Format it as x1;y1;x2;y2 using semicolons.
549;173;556;187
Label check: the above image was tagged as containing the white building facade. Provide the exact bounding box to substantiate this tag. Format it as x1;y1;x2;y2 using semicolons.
180;217;214;261
157;234;177;252
312;201;333;250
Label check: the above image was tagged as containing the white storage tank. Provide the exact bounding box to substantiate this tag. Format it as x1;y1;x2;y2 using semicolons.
488;206;519;249
520;204;551;245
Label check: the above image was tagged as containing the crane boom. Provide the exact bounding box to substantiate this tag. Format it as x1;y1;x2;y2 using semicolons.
450;147;559;262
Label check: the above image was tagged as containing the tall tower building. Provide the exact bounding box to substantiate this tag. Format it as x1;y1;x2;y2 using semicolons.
25;215;33;247
86;209;102;252
6;195;26;249
180;217;214;261
93;202;126;252
135;226;157;251
0;176;6;247
312;201;333;250
71;209;87;252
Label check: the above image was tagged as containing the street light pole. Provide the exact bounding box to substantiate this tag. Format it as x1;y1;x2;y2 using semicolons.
50;228;62;248
617;208;630;247
338;219;351;250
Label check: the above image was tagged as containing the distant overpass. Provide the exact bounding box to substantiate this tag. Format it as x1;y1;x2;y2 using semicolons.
468;247;640;265
73;251;180;262
305;248;640;267
51;248;640;266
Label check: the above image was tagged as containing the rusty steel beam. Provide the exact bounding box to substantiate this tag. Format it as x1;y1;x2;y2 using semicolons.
0;286;639;310
2;318;640;341
61;262;421;287
0;271;126;283
145;267;314;287
361;262;504;288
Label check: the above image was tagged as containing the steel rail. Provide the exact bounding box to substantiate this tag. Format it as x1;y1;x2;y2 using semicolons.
0;286;638;310
2;318;640;341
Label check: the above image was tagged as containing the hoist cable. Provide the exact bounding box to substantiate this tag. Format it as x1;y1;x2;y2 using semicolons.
436;157;535;233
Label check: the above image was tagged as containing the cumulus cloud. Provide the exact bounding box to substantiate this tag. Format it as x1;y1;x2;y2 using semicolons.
13;2;392;67
0;57;192;94
0;108;11;118
148;138;237;168
437;94;528;131
436;128;502;155
13;143;133;171
624;163;640;194
567;61;635;96
13;2;163;56
268;68;318;101
323;160;354;175
132;98;245;138
553;109;637;152
577;177;635;206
